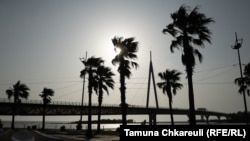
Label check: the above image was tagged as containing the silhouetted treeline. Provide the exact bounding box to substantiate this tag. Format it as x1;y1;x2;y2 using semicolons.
227;111;250;123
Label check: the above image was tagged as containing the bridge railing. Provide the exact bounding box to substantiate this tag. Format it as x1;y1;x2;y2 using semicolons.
0;98;187;110
0;98;172;108
0;98;122;107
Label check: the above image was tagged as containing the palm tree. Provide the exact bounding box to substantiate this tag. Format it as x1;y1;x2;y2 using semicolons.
244;62;250;96
5;80;30;129
162;5;214;125
111;36;139;126
157;69;183;125
95;65;115;133
39;87;54;131
80;56;104;138
235;75;249;96
234;62;250;123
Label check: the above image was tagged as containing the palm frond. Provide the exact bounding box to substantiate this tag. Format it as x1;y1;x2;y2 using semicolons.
111;56;120;65
40;88;54;104
157;69;183;99
6;80;30;101
194;49;203;63
6;89;14;99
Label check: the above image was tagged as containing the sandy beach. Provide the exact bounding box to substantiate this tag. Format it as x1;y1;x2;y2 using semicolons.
0;129;120;141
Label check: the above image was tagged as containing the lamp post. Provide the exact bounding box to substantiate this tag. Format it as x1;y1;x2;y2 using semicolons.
78;52;87;130
231;32;249;125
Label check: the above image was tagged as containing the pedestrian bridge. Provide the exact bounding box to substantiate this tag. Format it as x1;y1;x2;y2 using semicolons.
0;98;229;124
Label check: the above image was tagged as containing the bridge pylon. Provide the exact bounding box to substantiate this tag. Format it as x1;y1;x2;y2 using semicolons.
146;51;159;109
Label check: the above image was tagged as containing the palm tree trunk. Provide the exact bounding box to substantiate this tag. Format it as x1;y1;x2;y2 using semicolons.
87;74;93;138
169;99;174;125
97;100;101;133
97;82;103;133
11;98;17;129
186;65;196;125
11;113;15;129
120;63;127;126
120;77;127;126
183;31;196;126
42;103;46;130
87;92;92;137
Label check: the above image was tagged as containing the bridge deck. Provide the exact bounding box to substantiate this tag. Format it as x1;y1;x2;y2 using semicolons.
0;99;229;119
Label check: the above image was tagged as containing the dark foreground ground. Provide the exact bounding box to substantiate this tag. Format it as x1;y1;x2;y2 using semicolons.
0;128;120;141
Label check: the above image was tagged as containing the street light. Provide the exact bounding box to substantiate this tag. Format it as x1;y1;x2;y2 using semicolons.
78;52;87;130
231;32;249;125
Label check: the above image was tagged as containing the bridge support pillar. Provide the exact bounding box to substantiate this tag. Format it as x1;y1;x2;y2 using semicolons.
205;115;210;124
201;114;204;121
149;113;157;125
217;116;221;123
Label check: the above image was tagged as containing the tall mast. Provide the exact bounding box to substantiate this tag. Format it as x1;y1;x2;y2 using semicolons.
146;51;159;109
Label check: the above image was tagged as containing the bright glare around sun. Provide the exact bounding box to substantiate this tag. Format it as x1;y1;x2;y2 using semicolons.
114;47;121;55
105;47;121;63
101;44;121;65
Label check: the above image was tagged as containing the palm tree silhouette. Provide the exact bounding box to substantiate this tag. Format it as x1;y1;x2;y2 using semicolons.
111;36;139;125
244;62;250;96
238;62;250;96
162;5;214;125
157;69;183;125
234;62;250;123
80;56;104;138
235;74;249;96
39;87;54;131
5;80;30;129
95;65;115;133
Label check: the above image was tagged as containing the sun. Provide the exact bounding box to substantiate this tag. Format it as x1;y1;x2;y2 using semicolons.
114;47;121;55
94;34;122;65
101;44;120;64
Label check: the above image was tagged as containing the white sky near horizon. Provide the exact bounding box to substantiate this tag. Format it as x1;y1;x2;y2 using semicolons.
0;0;250;123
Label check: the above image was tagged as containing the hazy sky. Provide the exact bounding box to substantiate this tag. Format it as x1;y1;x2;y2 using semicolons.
1;0;250;122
